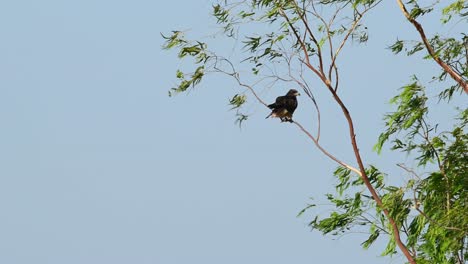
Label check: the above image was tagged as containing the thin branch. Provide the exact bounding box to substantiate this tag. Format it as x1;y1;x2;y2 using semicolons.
328;5;372;88
278;8;326;81
293;120;361;176
291;0;324;72
419;119;451;212
415;207;467;232
299;68;321;141
310;1;341;89
396;0;468;94
286;54;321;140
213;56;268;106
397;163;422;181
409;181;467;233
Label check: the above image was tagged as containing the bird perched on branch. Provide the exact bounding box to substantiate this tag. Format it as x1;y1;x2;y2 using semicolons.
265;89;300;122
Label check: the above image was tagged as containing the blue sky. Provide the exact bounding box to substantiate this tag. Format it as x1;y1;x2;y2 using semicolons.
0;1;458;263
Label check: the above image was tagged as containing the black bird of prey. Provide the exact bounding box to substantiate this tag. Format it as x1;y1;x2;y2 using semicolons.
265;89;300;122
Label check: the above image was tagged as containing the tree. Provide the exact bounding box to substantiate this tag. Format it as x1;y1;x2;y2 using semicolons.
163;1;467;263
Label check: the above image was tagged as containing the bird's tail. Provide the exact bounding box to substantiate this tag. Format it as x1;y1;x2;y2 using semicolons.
265;111;277;119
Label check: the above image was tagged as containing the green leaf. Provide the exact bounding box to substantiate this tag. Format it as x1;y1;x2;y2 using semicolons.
381;235;396;256
161;31;186;50
229;94;247;109
297;203;316;217
361;223;380;249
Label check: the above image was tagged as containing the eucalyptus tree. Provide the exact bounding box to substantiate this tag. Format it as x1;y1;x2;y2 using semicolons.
163;1;467;263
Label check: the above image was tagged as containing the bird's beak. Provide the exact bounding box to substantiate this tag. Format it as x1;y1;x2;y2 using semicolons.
296;92;301;96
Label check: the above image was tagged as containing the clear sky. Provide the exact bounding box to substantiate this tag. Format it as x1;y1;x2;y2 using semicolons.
0;1;455;264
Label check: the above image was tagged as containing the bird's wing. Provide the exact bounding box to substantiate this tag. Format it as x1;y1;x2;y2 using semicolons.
276;96;296;106
269;95;298;114
280;97;297;113
267;102;277;109
272;95;289;108
275;95;286;104
268;95;285;109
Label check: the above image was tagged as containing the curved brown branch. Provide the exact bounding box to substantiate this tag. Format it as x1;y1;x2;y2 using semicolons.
285;54;321;140
299;71;321;141
278;5;416;263
328;2;381;89
235;74;268;107
291;0;324;72
396;0;468;94
310;2;341;90
278;8;326;81
325;83;416;264
293;121;361;176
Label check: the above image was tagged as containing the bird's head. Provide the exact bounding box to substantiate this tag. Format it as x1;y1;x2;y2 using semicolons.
286;89;301;96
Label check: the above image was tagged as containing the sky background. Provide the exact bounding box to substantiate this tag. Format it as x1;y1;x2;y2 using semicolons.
0;1;460;264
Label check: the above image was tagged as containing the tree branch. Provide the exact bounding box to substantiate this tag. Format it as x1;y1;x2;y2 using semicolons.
324;81;416;264
279;4;416;263
291;0;324;73
293;121;361;176
396;0;468;94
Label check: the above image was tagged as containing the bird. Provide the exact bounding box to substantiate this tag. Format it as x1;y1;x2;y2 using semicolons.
265;89;300;122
